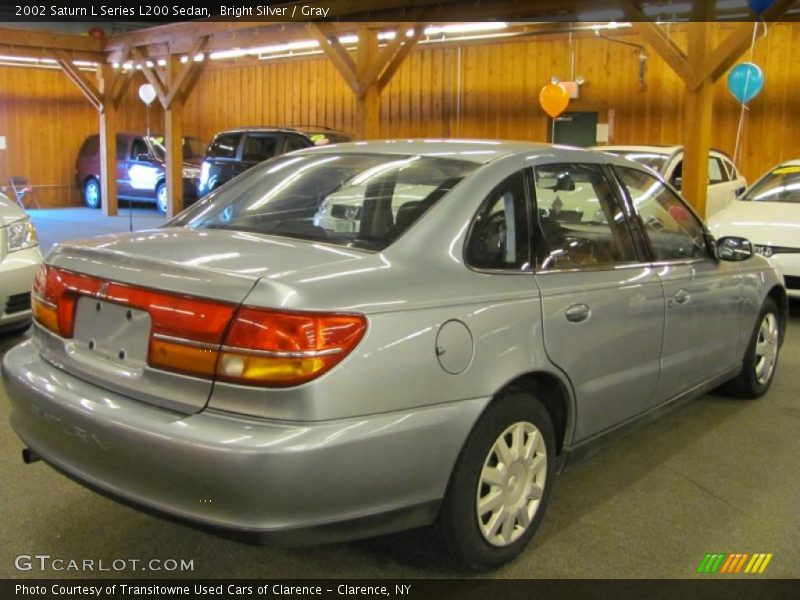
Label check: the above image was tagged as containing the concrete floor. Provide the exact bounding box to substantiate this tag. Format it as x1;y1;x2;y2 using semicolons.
29;207;167;254
1;209;798;578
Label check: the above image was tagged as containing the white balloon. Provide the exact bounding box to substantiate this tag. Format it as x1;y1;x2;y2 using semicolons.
138;84;157;105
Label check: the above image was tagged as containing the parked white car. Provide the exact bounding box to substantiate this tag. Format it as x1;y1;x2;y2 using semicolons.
0;192;42;333
708;160;800;299
595;145;747;217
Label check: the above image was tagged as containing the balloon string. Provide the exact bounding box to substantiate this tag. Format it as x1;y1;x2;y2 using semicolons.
734;20;762;167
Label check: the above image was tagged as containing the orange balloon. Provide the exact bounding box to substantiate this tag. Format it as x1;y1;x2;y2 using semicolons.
539;83;570;119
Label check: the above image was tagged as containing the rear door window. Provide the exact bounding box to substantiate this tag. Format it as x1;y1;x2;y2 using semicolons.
283;134;311;153
708;157;728;184
208;133;242;159
243;134;280;162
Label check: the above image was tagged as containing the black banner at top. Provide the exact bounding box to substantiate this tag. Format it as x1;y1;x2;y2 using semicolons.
0;0;798;23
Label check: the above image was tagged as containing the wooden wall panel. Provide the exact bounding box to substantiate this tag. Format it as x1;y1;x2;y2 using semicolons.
0;65;158;207
1;23;798;208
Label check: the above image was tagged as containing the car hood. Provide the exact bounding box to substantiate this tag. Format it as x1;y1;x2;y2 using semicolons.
708;200;800;247
46;227;370;304
0;194;26;227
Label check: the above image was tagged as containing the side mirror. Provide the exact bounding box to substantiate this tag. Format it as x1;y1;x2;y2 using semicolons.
717;236;753;262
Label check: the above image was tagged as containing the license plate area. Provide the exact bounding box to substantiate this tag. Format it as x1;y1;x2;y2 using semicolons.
72;296;152;368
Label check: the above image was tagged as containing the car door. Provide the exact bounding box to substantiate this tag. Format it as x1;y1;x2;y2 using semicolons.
114;135;131;197
614;165;743;403
705;154;741;217
531;161;665;442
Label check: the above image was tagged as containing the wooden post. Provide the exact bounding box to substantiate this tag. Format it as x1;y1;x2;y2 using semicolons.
164;53;184;218
681;21;714;217
98;64;118;217
355;28;381;140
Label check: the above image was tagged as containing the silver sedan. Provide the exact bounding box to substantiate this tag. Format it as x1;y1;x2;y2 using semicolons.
2;141;787;571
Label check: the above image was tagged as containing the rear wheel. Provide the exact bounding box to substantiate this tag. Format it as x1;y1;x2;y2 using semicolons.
435;391;555;572
725;297;781;399
156;183;168;213
83;178;101;209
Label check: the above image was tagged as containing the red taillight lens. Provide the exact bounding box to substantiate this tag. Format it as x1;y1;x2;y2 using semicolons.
218;308;367;387
32;265;367;387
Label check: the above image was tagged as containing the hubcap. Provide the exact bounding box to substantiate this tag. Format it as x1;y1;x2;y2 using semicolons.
476;421;547;547
157;186;168;212
754;312;779;385
86;182;99;206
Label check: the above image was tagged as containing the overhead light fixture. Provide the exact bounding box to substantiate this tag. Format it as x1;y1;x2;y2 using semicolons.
424;22;508;36
338;34;359;45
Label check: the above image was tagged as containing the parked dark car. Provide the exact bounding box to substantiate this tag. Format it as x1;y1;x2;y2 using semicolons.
197;126;352;197
75;133;207;213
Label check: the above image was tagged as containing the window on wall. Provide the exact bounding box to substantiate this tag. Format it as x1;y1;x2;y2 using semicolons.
465;171;530;271
532;163;637;270
614;166;710;261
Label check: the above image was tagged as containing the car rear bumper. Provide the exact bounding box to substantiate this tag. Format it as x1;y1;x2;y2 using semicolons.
2;340;487;543
0;246;41;330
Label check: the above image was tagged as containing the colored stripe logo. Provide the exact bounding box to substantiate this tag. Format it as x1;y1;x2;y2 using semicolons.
697;553;773;574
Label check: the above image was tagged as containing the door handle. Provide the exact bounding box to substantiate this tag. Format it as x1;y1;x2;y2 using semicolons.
673;289;690;305
565;304;591;323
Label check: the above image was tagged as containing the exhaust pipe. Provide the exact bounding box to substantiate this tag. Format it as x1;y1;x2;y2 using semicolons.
22;448;41;464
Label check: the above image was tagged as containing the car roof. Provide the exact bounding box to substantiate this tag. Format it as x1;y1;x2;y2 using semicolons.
597;145;681;154
213;127;314;136
775;158;800;167
293;139;600;164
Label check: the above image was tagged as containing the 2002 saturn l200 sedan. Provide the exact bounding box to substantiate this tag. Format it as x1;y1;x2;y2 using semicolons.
2;141;787;571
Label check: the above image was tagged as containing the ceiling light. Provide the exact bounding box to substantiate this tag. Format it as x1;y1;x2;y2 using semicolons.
424;22;508;36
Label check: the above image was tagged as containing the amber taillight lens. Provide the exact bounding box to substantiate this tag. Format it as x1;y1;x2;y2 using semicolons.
31;265;367;387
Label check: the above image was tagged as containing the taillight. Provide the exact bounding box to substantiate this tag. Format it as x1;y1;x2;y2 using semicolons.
217;308;367;387
32;265;367;388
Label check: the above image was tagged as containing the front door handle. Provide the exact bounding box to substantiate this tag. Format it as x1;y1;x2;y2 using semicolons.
565;304;591;323
673;289;690;305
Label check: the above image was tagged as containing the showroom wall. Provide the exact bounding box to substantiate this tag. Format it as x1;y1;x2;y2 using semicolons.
0;65;159;207
1;23;797;208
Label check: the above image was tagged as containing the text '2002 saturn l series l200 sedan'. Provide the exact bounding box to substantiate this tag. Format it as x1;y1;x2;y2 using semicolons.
2;140;787;571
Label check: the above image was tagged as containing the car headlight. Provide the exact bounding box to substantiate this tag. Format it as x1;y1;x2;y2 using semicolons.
182;167;200;179
5;218;38;253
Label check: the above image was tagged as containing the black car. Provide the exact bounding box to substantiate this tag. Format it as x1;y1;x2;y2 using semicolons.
75;133;206;212
197;127;351;197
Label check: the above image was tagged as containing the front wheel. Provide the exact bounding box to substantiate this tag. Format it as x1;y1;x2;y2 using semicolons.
156;183;168;214
83;178;101;209
435;391;555;572
724;297;781;399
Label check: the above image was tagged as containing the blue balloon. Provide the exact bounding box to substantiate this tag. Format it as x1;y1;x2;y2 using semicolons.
727;62;764;104
747;0;775;15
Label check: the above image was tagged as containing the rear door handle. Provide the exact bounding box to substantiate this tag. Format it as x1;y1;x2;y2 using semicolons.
565;304;591;323
673;289;690;305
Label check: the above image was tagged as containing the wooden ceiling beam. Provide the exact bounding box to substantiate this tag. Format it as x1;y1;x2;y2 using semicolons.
130;47;169;108
0;26;103;53
164;37;209;108
306;23;361;95
376;25;426;92
53;50;104;111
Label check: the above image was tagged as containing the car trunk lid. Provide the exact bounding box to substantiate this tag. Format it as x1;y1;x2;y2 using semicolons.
37;227;366;413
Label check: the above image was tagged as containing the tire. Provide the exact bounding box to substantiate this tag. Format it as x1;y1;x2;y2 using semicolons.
156;182;168;214
83;178;101;209
724;297;781;399
435;391;556;572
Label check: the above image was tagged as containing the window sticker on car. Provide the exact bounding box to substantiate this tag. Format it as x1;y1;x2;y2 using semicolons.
772;166;800;175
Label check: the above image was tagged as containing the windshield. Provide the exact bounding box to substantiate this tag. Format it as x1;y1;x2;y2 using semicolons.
742;165;800;203
169;152;477;251
148;136;207;161
605;151;668;173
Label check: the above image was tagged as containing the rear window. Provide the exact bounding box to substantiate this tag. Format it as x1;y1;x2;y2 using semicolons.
170;153;477;251
207;133;242;159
